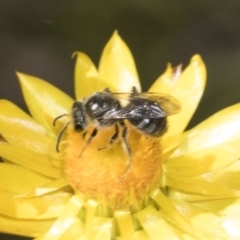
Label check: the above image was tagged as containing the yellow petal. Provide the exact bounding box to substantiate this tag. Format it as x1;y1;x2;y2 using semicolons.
134;205;181;239
114;209;135;237
0;190;71;219
122;230;149;240
173;103;240;157
172;198;240;238
162;55;206;136
0;144;62;179
0;163;51;194
17;72;74;131
99;31;141;92
150;189;194;236
220;197;240;220
198;160;240;191
16;178;68;198
168;188;229;202
88;217;113;240
148;63;179;94
85;199;99;237
164;139;240;176
74;52;109;99
0;100;58;158
59;218;84;240
36;195;84;239
166;173;240;198
190;198;238;214
190;212;240;239
161;133;183;159
171;198;204;218
0;214;54;237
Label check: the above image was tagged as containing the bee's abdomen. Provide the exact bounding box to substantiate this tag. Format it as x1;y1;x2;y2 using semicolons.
129;117;167;137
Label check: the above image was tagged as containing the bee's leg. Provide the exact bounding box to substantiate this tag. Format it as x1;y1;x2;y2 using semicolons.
110;124;119;144
130;86;138;96
82;131;87;139
56;121;71;152
79;128;98;157
98;124;119;150
119;120;132;180
103;88;111;92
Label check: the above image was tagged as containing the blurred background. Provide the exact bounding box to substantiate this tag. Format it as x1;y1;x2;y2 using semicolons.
0;0;240;239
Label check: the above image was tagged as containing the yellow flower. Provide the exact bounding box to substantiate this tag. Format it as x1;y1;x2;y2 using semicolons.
1;31;240;239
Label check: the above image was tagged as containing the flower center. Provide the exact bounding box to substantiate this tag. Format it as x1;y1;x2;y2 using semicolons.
63;123;162;209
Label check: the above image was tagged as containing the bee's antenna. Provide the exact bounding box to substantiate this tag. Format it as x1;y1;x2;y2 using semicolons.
56;121;70;152
53;114;69;126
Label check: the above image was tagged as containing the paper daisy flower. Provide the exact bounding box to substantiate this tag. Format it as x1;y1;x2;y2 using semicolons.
0;32;240;240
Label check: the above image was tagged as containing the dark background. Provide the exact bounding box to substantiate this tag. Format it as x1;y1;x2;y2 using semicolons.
1;1;240;239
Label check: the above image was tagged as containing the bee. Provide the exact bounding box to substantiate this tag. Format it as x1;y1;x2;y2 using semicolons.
53;87;180;175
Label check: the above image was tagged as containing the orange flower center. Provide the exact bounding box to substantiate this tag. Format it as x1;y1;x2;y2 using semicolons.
63;123;162;209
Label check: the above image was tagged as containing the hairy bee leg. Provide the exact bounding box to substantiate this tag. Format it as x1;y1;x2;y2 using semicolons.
56;121;70;152
79;128;98;157
98;124;119;151
110;124;119;144
119;120;132;180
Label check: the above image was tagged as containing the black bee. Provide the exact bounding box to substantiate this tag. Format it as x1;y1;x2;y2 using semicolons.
53;87;180;174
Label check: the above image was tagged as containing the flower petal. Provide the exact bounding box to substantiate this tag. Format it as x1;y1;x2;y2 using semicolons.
162;55;206;136
0;144;62;179
0;100;58;158
148;63;179;94
0;190;71;219
17;72;74;131
173;103;240;156
114;209;135;237
190;198;238;214
0;163;71;219
169;188;228;202
99;31;141;92
16;178;68;198
166;173;240;198
0;163;51;194
87;217;113;240
190;212;240;239
74;52;108;99
198;159;240;191
150;189;194;237
134;205;182;239
57;218;84;240
36;195;84;239
165;139;240;176
0;214;54;237
173;199;240;238
221;216;240;238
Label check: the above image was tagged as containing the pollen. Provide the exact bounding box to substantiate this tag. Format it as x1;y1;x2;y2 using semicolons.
63;123;162;209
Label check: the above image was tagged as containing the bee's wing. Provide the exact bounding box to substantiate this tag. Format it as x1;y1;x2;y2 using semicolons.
103;92;180;120
111;92;181;113
135;92;181;116
103;102;167;119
